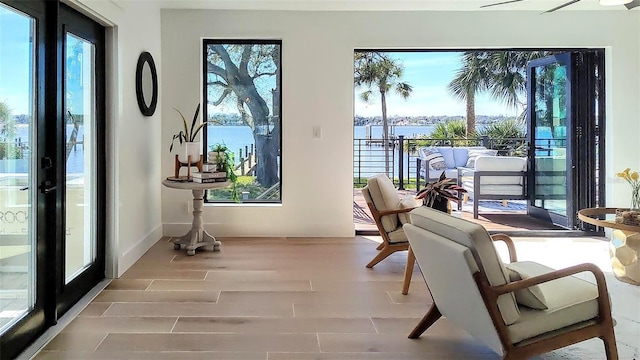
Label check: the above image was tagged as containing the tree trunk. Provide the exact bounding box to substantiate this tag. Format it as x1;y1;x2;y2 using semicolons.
380;90;390;175
466;91;476;137
244;96;278;187
254;133;279;187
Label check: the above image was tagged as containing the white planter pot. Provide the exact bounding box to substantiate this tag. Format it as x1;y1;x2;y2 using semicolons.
208;151;226;171
177;142;202;164
207;151;225;164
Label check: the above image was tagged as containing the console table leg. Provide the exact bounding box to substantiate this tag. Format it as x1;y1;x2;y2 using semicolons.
171;189;222;255
202;230;221;252
172;229;195;251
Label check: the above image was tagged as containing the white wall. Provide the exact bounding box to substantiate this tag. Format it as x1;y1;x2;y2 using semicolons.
161;9;640;238
70;0;164;277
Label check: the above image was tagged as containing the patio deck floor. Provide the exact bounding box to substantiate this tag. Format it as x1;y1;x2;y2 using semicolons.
354;188;565;233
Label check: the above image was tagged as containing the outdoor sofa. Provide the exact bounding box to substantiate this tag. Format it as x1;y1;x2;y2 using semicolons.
417;146;498;185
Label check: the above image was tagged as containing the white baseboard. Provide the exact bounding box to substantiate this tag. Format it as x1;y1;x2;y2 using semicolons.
163;222;355;238
117;225;163;277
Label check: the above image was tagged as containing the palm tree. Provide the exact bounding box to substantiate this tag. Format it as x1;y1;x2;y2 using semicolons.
354;52;412;173
448;51;550;136
485;51;549;124
0;101;13;137
447;52;492;137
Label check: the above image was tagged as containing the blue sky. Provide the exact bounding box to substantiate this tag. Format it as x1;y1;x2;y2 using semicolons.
354;52;523;118
1;9;521;120
0;4;33;116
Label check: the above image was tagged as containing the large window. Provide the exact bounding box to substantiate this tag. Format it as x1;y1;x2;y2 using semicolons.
202;40;282;203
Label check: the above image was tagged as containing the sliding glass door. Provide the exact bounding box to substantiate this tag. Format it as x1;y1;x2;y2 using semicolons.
526;51;604;229
0;2;105;359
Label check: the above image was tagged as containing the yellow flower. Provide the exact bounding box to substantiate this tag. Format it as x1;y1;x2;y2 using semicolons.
617;168;640;203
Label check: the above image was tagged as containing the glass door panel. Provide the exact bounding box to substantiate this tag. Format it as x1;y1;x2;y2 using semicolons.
526;52;586;229
64;33;96;283
0;2;36;333
531;60;568;217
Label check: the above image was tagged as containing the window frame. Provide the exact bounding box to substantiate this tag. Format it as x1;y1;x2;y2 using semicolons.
201;39;282;204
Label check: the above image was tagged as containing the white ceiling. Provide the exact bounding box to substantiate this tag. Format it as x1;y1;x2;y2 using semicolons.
153;0;635;11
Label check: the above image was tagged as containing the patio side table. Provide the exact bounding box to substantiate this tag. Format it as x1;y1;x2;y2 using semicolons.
162;179;231;255
578;207;640;285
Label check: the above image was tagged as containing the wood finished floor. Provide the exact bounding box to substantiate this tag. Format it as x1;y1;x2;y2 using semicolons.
32;236;640;360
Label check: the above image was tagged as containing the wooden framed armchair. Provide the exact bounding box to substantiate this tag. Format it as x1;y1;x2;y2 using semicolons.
403;206;618;360
362;175;419;276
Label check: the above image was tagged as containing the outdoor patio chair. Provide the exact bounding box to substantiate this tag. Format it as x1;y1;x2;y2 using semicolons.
361;175;419;281
457;156;527;219
403;206;618;360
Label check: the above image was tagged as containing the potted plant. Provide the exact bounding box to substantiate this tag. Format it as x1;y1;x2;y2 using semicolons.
169;103;207;163
208;143;230;171
415;171;466;213
208;143;239;202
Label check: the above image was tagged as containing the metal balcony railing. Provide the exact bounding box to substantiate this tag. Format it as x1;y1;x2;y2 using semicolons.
353;136;529;190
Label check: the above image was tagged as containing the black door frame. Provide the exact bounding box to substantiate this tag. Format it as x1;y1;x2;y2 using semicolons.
57;2;106;318
0;2;51;357
0;2;105;359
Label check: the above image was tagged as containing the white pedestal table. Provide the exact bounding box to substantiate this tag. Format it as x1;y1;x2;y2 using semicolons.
162;179;231;255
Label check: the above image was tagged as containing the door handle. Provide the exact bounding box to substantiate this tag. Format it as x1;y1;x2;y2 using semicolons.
40;180;57;194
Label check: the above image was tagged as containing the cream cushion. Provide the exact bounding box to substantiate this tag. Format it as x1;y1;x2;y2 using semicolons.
409;207;520;325
466;149;499;168
387;227;409;243
366;175;401;233
404;223;503;355
473;156;527;185
506;262;548;310
462;183;524;196
398;196;420;225
505;261;599;344
429;168;457;181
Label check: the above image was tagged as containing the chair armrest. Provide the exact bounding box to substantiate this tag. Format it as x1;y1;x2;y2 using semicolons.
491;263;611;313
474;170;527;178
490;233;518;263
457;167;475;181
376;206;419;217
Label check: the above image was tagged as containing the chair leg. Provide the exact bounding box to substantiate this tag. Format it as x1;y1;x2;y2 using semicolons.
408;303;442;339
601;333;619;360
402;247;415;295
376;242;384;250
366;246;396;268
474;199;479;219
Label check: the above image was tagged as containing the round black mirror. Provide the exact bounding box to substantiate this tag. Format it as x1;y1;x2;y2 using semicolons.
135;51;158;116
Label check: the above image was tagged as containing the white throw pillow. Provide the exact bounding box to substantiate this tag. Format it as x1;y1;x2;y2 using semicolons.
420;147;446;170
466;149;498;168
505;262;549;310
